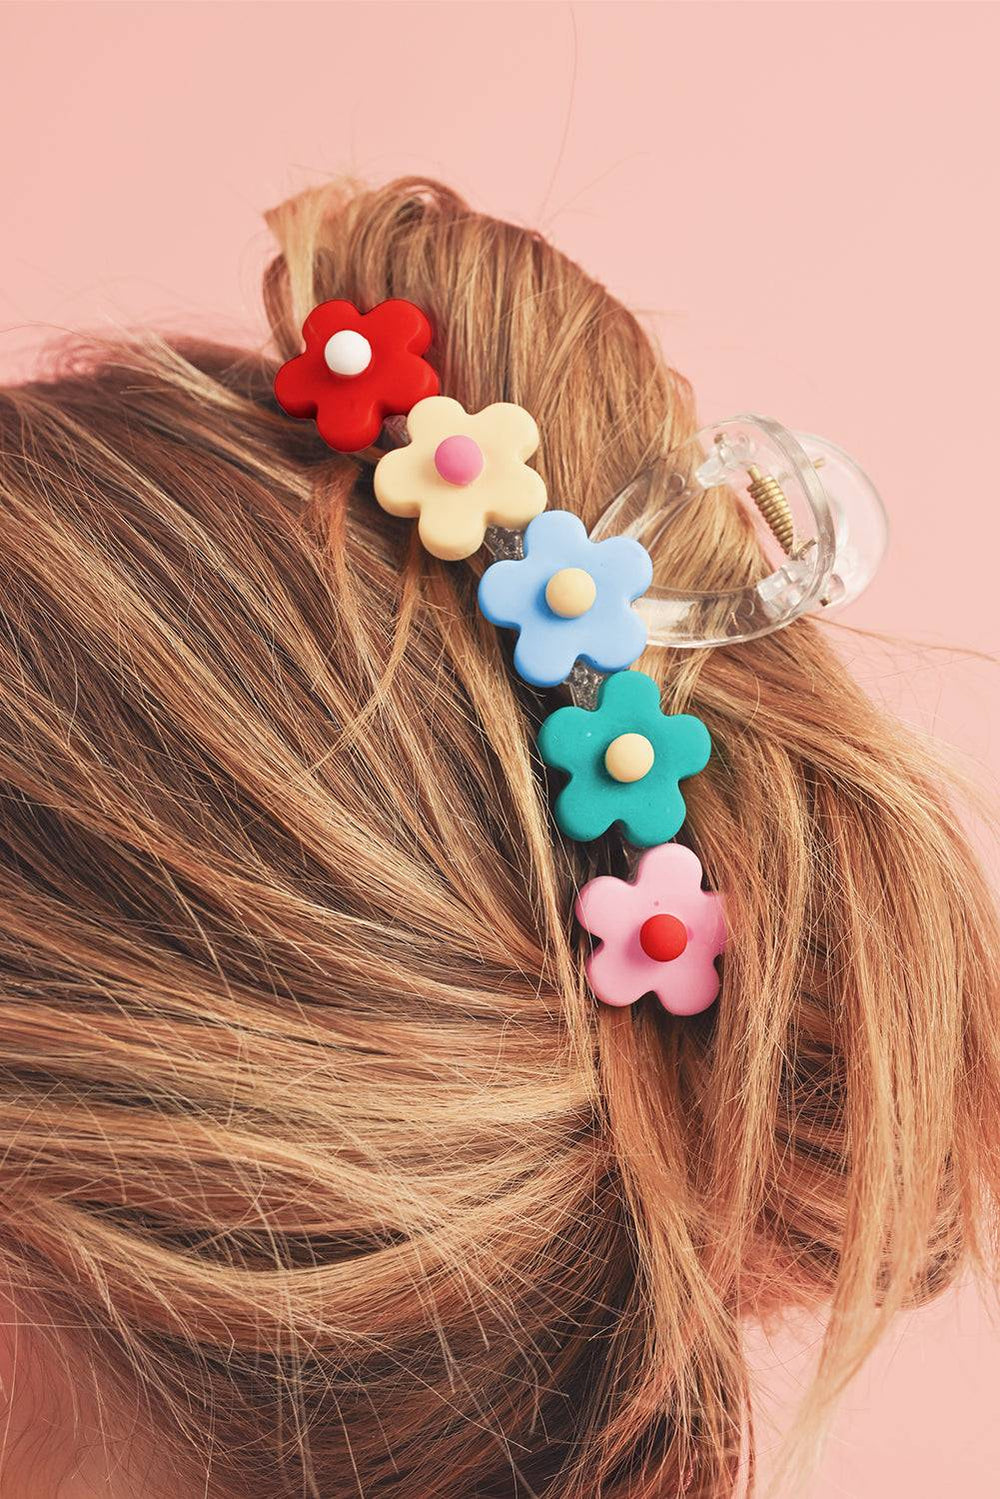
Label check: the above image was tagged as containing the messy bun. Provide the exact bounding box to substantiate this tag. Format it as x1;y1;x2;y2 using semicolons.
0;178;996;1497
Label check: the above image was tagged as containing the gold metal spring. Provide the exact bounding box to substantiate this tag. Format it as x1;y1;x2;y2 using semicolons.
746;465;796;554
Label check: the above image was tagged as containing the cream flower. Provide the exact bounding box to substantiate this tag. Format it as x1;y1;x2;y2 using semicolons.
373;396;547;561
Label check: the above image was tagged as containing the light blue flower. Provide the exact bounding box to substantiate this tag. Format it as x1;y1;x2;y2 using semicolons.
477;510;653;687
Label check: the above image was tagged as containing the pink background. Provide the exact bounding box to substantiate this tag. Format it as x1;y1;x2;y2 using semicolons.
1;2;998;1493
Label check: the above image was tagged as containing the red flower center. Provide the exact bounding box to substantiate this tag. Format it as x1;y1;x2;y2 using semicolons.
639;913;688;962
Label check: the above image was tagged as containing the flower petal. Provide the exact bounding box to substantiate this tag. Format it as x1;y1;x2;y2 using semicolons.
650;943;722;1016
480;466;547;531
373;446;424;518
585;942;653;1008
301;300;364;346
594;534;655;599
656;713;712;782
470;402;541;460
417;501;490;562
406;395;467;443
273;350;325;417
552;773;611;843
314;382;385;453
633;840;703;896
575;872;639;936
477;558;529;627
600;668;662;716
377;353;440;414
524;509;589;555
580;608;648;675
512;627;580;689
536;703;592;774
364;299;433;354
618;782;689;848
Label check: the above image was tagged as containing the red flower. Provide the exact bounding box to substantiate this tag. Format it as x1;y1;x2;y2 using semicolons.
273;299;439;453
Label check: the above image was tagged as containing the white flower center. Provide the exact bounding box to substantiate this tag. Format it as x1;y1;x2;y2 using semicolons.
323;330;372;377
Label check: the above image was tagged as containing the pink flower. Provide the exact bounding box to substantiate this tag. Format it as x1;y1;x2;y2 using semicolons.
575;843;725;1015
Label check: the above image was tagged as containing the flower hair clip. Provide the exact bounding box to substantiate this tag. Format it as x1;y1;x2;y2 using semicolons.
274;299;439;452
275;299;888;1015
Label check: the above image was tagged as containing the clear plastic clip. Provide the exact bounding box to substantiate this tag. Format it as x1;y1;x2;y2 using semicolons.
591;414;888;648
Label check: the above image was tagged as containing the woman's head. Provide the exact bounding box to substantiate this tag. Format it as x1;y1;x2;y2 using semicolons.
0;178;996;1497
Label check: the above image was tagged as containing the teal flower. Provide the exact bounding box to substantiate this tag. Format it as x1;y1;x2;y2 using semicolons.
537;670;711;847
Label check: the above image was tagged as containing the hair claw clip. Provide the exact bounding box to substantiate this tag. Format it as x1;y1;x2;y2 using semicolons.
591;415;888;648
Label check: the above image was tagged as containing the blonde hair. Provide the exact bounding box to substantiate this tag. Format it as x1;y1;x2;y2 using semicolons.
0;178;996;1497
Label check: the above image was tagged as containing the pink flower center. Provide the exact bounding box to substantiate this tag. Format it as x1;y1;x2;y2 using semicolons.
639;913;688;962
434;435;484;486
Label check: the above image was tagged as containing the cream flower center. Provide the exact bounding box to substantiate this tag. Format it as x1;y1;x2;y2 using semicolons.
604;732;655;783
545;567;597;619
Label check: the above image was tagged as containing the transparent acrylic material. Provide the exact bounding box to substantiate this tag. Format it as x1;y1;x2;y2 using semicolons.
589;415;888;649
